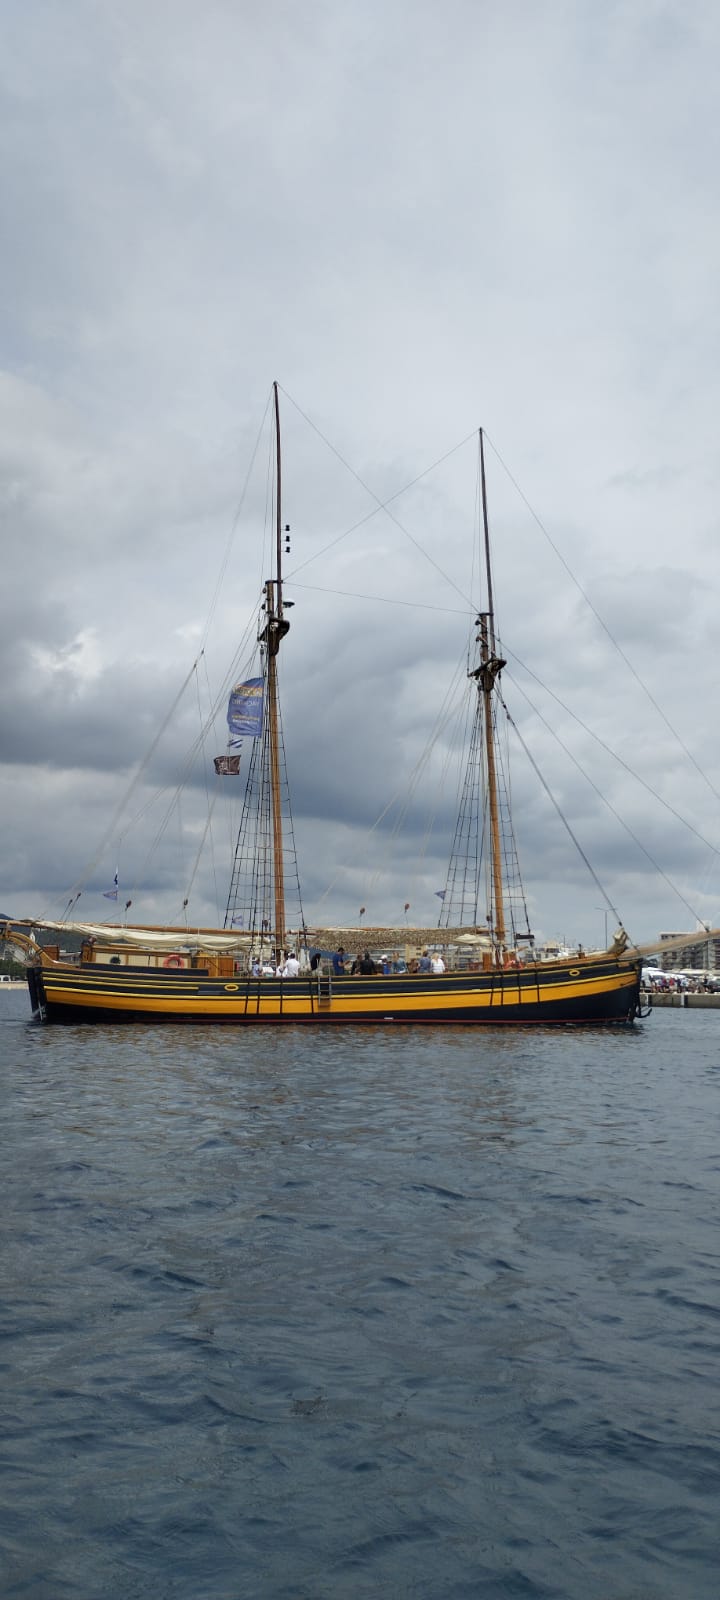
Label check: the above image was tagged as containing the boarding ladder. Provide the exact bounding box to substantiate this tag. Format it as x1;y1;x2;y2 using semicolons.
315;963;333;1010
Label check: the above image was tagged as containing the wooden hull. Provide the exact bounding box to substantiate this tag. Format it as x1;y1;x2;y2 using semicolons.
27;955;642;1026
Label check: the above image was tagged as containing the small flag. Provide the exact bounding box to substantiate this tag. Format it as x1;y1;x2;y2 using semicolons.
214;754;241;775
404;902;410;912
359;907;366;917
435;890;446;901
103;871;119;901
231;914;244;926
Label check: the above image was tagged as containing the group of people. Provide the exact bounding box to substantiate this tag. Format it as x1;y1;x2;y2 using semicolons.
418;950;446;974
330;947;448;976
643;971;720;994
248;946;450;978
250;950;300;978
282;946;449;977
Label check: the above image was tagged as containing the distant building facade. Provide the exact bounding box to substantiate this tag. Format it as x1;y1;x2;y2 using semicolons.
658;932;720;971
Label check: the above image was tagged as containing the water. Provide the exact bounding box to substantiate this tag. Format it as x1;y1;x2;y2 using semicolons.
1;992;718;1599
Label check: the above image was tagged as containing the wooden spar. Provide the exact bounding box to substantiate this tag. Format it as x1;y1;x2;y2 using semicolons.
266;643;285;952
274;381;284;625
478;616;506;949
264;382;289;953
476;430;506;950
480;430;496;653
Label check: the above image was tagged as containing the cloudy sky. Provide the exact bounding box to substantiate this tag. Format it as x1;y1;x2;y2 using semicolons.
2;0;720;949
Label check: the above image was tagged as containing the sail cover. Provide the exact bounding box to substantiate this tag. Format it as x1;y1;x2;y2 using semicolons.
16;919;253;951
227;678;264;740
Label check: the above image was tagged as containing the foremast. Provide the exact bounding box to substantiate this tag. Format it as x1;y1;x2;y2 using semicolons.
259;382;290;953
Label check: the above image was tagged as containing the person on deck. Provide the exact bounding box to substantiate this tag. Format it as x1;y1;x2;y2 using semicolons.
431;953;446;974
282;951;300;977
418;950;432;973
358;950;376;974
332;947;347;975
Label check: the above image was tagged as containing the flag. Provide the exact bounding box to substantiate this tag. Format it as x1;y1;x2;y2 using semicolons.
359;907;366;917
231;914;244;926
435;890;446;901
214;754;241;775
103;871;119;901
404;902;410;912
227;678;264;740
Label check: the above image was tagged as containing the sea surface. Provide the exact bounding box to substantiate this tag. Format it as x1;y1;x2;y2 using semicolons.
1;991;718;1600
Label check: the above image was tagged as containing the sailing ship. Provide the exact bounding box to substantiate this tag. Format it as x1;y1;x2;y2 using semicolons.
5;386;642;1025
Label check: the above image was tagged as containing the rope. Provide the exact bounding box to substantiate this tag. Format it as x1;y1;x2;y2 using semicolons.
505;681;708;931
503;705;629;941
57;654;202;914
484;429;720;812
501;649;720;861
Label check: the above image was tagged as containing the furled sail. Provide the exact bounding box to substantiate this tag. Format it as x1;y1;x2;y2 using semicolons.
12;919;254;951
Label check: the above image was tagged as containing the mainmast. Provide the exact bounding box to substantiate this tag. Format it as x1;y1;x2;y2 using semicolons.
260;382;290;953
472;429;507;952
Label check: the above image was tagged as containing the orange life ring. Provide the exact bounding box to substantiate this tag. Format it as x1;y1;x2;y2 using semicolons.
163;954;184;969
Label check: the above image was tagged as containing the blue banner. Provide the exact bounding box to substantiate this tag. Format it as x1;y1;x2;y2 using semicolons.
227;677;264;739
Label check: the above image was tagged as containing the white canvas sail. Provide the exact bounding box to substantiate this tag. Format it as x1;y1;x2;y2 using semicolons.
12;919;253;951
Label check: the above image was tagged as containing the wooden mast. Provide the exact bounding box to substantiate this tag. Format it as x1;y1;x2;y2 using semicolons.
263;383;290;955
474;429;507;952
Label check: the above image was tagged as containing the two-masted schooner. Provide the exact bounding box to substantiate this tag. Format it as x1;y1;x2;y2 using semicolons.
5;385;642;1025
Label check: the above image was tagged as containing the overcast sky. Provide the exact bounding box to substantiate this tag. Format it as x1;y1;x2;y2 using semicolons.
2;0;720;949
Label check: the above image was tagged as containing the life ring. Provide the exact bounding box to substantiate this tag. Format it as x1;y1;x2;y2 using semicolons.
163;954;184;969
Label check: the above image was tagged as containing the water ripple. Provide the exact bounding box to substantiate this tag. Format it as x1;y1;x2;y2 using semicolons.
0;994;719;1596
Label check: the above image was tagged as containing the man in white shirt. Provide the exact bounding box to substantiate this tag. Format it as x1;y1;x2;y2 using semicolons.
282;951;300;978
431;954;446;974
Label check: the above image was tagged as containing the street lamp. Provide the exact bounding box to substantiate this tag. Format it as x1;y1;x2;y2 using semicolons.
595;907;608;949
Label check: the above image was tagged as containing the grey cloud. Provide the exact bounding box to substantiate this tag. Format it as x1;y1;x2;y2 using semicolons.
3;1;720;948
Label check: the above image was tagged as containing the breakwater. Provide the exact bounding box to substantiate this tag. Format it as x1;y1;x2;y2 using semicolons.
643;989;720;1008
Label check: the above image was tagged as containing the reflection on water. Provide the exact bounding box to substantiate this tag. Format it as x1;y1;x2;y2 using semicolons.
1;994;719;1598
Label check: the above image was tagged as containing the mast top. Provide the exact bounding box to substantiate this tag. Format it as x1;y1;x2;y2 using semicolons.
479;428;496;651
273;381;284;615
262;382;290;657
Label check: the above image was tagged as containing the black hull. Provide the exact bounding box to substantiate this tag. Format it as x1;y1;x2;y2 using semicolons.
27;958;642;1027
